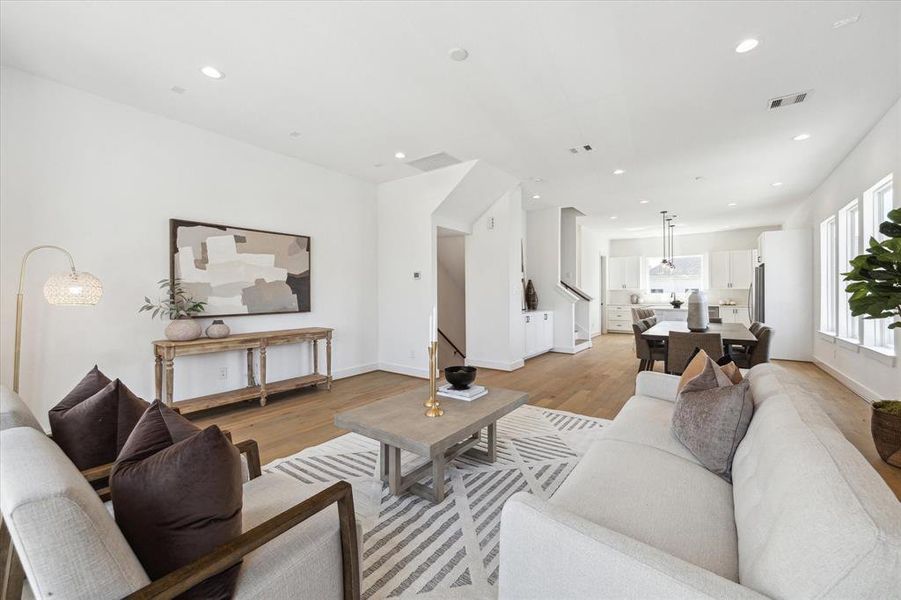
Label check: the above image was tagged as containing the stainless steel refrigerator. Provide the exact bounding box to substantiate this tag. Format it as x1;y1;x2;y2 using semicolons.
749;263;765;323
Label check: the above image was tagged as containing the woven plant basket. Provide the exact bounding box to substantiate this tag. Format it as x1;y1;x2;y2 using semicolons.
872;401;901;468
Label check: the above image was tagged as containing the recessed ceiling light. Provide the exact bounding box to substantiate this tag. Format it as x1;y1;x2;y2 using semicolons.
373;163;384;168
609;216;618;220
533;177;543;183
639;200;650;204
613;169;625;175
394;152;406;159
200;66;225;79
772;181;783;187
532;194;541;200
448;47;470;62
728;202;737;207
792;133;811;141
288;131;301;138
694;176;705;181
833;15;860;29
170;85;186;94
735;39;759;53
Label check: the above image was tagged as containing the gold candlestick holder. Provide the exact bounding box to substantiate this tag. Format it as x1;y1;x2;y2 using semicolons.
424;340;443;417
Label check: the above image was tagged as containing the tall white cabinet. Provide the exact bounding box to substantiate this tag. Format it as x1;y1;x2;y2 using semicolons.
710;250;755;289
523;310;554;358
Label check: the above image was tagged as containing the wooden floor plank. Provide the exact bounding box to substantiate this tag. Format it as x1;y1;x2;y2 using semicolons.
192;334;900;498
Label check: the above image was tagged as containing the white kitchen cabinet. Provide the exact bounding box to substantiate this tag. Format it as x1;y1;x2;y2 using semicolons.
606;304;633;333
524;311;554;357
709;250;755;289
608;256;641;290
720;306;751;327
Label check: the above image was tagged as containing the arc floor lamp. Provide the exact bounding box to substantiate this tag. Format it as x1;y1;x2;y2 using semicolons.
13;245;102;392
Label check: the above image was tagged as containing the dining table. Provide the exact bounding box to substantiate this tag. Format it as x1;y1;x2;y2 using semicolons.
641;321;758;345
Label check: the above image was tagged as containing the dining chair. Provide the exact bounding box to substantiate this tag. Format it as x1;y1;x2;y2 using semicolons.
632;322;665;372
630;307;655;323
734;326;773;368
665;331;724;375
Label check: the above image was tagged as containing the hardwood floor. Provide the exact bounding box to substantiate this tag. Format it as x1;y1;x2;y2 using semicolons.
194;333;900;499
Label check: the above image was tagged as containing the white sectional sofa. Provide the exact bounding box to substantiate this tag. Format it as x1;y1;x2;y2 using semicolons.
500;363;901;599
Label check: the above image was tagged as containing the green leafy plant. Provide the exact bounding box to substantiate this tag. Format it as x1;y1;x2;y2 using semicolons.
139;278;206;320
843;207;901;330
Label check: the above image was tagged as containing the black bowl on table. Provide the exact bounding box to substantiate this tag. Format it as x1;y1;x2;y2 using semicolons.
444;366;477;390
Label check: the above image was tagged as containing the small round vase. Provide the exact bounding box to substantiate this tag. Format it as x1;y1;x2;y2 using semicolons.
206;319;230;339
165;318;202;341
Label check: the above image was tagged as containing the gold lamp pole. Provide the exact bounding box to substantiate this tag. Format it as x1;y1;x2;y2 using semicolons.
13;245;103;392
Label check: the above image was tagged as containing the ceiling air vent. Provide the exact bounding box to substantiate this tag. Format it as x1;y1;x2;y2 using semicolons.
568;144;594;154
406;152;461;172
767;90;811;110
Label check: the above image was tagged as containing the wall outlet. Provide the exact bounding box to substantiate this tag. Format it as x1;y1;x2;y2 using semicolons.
218;367;228;380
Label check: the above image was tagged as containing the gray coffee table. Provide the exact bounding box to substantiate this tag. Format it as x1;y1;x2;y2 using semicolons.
334;386;528;503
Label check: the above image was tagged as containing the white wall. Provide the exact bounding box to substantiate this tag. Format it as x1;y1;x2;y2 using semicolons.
376;160;519;377
782;100;900;400
560;208;580;283
0;67;379;425
579;227;610;335
465;188;525;371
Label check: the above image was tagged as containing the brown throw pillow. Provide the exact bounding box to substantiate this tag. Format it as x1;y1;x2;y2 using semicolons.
719;361;744;385
672;371;753;482
677;350;710;392
111;401;242;600
49;368;148;470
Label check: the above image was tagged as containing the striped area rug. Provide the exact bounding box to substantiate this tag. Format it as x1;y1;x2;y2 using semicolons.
264;404;610;599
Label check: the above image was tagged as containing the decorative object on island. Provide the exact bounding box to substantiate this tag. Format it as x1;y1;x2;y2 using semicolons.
687;290;709;331
152;327;332;413
205;319;230;339
843;207;901;466
525;279;538;311
140;278;206;341
170;219;311;317
12;245;103;392
444;365;477;390
424;307;443;417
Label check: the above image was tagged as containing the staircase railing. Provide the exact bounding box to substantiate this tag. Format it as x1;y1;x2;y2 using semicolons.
438;328;465;358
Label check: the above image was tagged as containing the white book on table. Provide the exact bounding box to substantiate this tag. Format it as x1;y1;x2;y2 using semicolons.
438;389;487;402
438;383;485;397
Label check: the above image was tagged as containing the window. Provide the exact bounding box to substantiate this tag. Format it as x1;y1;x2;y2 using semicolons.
819;216;837;334
646;255;704;295
862;175;895;352
837;199;860;341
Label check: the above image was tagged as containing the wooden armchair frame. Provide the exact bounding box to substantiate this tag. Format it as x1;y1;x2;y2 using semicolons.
0;437;324;600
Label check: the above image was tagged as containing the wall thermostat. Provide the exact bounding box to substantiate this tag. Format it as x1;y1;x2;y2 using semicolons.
413;271;421;280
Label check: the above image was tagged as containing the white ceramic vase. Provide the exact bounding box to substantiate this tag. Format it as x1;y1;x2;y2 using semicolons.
205;319;230;339
687;290;709;332
165;318;202;341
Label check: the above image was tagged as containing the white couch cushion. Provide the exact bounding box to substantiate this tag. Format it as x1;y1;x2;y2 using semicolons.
600;395;701;465
732;364;901;599
0;427;150;600
0;385;43;432
549;438;739;581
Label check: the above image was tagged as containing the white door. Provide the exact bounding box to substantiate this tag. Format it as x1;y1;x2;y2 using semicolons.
710;251;731;289
729;250;754;289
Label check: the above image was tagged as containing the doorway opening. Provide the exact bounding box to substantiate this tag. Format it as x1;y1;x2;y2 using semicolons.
437;227;466;370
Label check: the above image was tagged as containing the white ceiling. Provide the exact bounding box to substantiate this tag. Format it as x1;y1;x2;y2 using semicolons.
1;1;899;238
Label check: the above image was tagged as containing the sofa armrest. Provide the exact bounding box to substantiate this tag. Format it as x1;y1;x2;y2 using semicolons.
499;493;766;600
125;480;359;600
635;371;680;402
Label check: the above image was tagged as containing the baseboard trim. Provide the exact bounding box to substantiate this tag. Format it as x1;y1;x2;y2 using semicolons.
377;362;428;379
551;346;576;354
812;358;877;402
332;363;379;380
466;358;524;372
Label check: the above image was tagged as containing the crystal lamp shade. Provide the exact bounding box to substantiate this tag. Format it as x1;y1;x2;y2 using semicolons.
42;271;103;305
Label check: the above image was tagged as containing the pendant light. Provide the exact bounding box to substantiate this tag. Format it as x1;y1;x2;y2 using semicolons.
660;211;670;270
669;216;677;272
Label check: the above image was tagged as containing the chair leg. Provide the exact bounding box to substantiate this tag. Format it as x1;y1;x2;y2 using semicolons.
647;359;655;372
638;359;647;372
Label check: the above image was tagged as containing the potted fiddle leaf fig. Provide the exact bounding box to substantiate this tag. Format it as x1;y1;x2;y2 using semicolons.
843;207;901;467
139;278;207;341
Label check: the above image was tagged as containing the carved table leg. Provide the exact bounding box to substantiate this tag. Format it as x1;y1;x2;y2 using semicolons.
154;353;162;402
164;349;174;407
246;348;256;387
326;333;333;390
259;343;268;407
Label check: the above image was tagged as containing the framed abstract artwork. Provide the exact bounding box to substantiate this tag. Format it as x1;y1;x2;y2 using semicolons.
169;219;311;317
